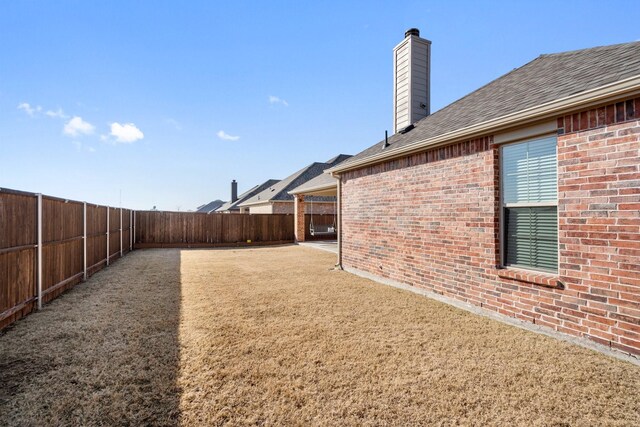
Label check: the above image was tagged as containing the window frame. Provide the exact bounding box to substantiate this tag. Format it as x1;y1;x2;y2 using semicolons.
499;134;559;274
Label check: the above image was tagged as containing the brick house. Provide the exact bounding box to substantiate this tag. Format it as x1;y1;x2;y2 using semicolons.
328;30;640;356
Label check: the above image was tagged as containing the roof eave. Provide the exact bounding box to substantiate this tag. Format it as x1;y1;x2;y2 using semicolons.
237;199;293;207
288;181;337;195
328;75;640;175
236;200;266;207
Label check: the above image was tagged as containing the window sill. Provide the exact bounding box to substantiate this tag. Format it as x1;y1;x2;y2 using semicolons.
496;267;564;289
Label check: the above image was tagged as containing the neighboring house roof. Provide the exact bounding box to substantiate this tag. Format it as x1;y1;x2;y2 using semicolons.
239;154;352;207
195;199;225;213
330;41;640;173
215;179;279;212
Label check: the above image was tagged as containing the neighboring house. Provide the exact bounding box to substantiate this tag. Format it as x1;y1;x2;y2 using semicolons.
328;30;640;356
238;154;351;214
195;199;225;213
216;179;280;213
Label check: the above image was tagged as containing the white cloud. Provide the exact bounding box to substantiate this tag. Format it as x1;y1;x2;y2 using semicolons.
45;108;68;119
110;122;144;143
64;116;95;137
217;130;240;141
268;95;289;107
17;102;42;116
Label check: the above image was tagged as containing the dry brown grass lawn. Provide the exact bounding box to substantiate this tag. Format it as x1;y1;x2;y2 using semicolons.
1;246;639;426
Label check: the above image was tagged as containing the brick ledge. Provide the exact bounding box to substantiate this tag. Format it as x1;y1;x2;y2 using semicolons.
496;268;563;289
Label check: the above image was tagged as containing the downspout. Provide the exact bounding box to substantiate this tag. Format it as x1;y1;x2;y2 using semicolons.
335;174;343;269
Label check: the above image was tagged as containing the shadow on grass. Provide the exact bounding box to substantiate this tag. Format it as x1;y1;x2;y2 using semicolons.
0;249;182;426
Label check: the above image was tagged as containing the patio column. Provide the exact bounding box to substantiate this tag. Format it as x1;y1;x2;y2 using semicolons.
294;194;306;242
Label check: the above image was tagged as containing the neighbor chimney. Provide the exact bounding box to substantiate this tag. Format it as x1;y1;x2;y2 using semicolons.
231;180;238;203
393;28;431;133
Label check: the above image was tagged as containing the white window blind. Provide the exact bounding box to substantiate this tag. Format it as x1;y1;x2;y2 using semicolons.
502;136;557;204
501;136;558;272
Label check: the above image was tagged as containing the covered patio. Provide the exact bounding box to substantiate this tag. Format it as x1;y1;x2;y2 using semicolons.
288;172;339;246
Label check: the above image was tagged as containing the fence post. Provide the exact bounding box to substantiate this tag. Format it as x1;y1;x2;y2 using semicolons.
106;207;110;266
133;211;136;249
336;178;342;268
130;210;133;250
36;193;43;310
120;207;123;257
83;202;87;280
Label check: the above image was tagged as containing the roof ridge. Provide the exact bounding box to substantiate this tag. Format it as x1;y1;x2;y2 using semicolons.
540;40;640;58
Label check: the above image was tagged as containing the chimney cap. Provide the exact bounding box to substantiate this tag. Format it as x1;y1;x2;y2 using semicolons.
405;28;420;38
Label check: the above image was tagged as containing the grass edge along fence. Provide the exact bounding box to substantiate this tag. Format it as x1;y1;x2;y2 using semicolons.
0;188;133;330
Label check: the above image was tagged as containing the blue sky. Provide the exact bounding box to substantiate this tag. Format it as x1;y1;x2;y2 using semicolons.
1;1;639;210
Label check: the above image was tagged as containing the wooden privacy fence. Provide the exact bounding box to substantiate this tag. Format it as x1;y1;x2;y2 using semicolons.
0;188;133;329
134;211;295;247
2;195;304;330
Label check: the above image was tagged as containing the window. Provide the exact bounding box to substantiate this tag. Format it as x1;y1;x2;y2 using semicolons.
501;136;558;272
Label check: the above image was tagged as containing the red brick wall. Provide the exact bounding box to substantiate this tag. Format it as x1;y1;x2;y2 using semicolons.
305;202;336;215
275;201;336;215
250;201;336;215
271;203;292;214
557;117;640;354
557;98;639;133
294;195;305;242
341;99;640;355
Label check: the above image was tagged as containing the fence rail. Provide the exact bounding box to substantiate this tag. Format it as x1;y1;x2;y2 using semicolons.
0;188;132;329
134;211;295;248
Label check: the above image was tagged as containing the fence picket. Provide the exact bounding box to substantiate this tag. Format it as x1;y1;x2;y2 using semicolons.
133;211;294;248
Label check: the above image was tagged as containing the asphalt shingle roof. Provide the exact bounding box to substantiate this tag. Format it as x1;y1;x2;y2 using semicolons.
338;41;640;169
239;154;351;206
215;179;279;212
195;199;224;213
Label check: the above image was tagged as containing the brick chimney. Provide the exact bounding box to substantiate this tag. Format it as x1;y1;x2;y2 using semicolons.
393;28;431;133
231;180;238;203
